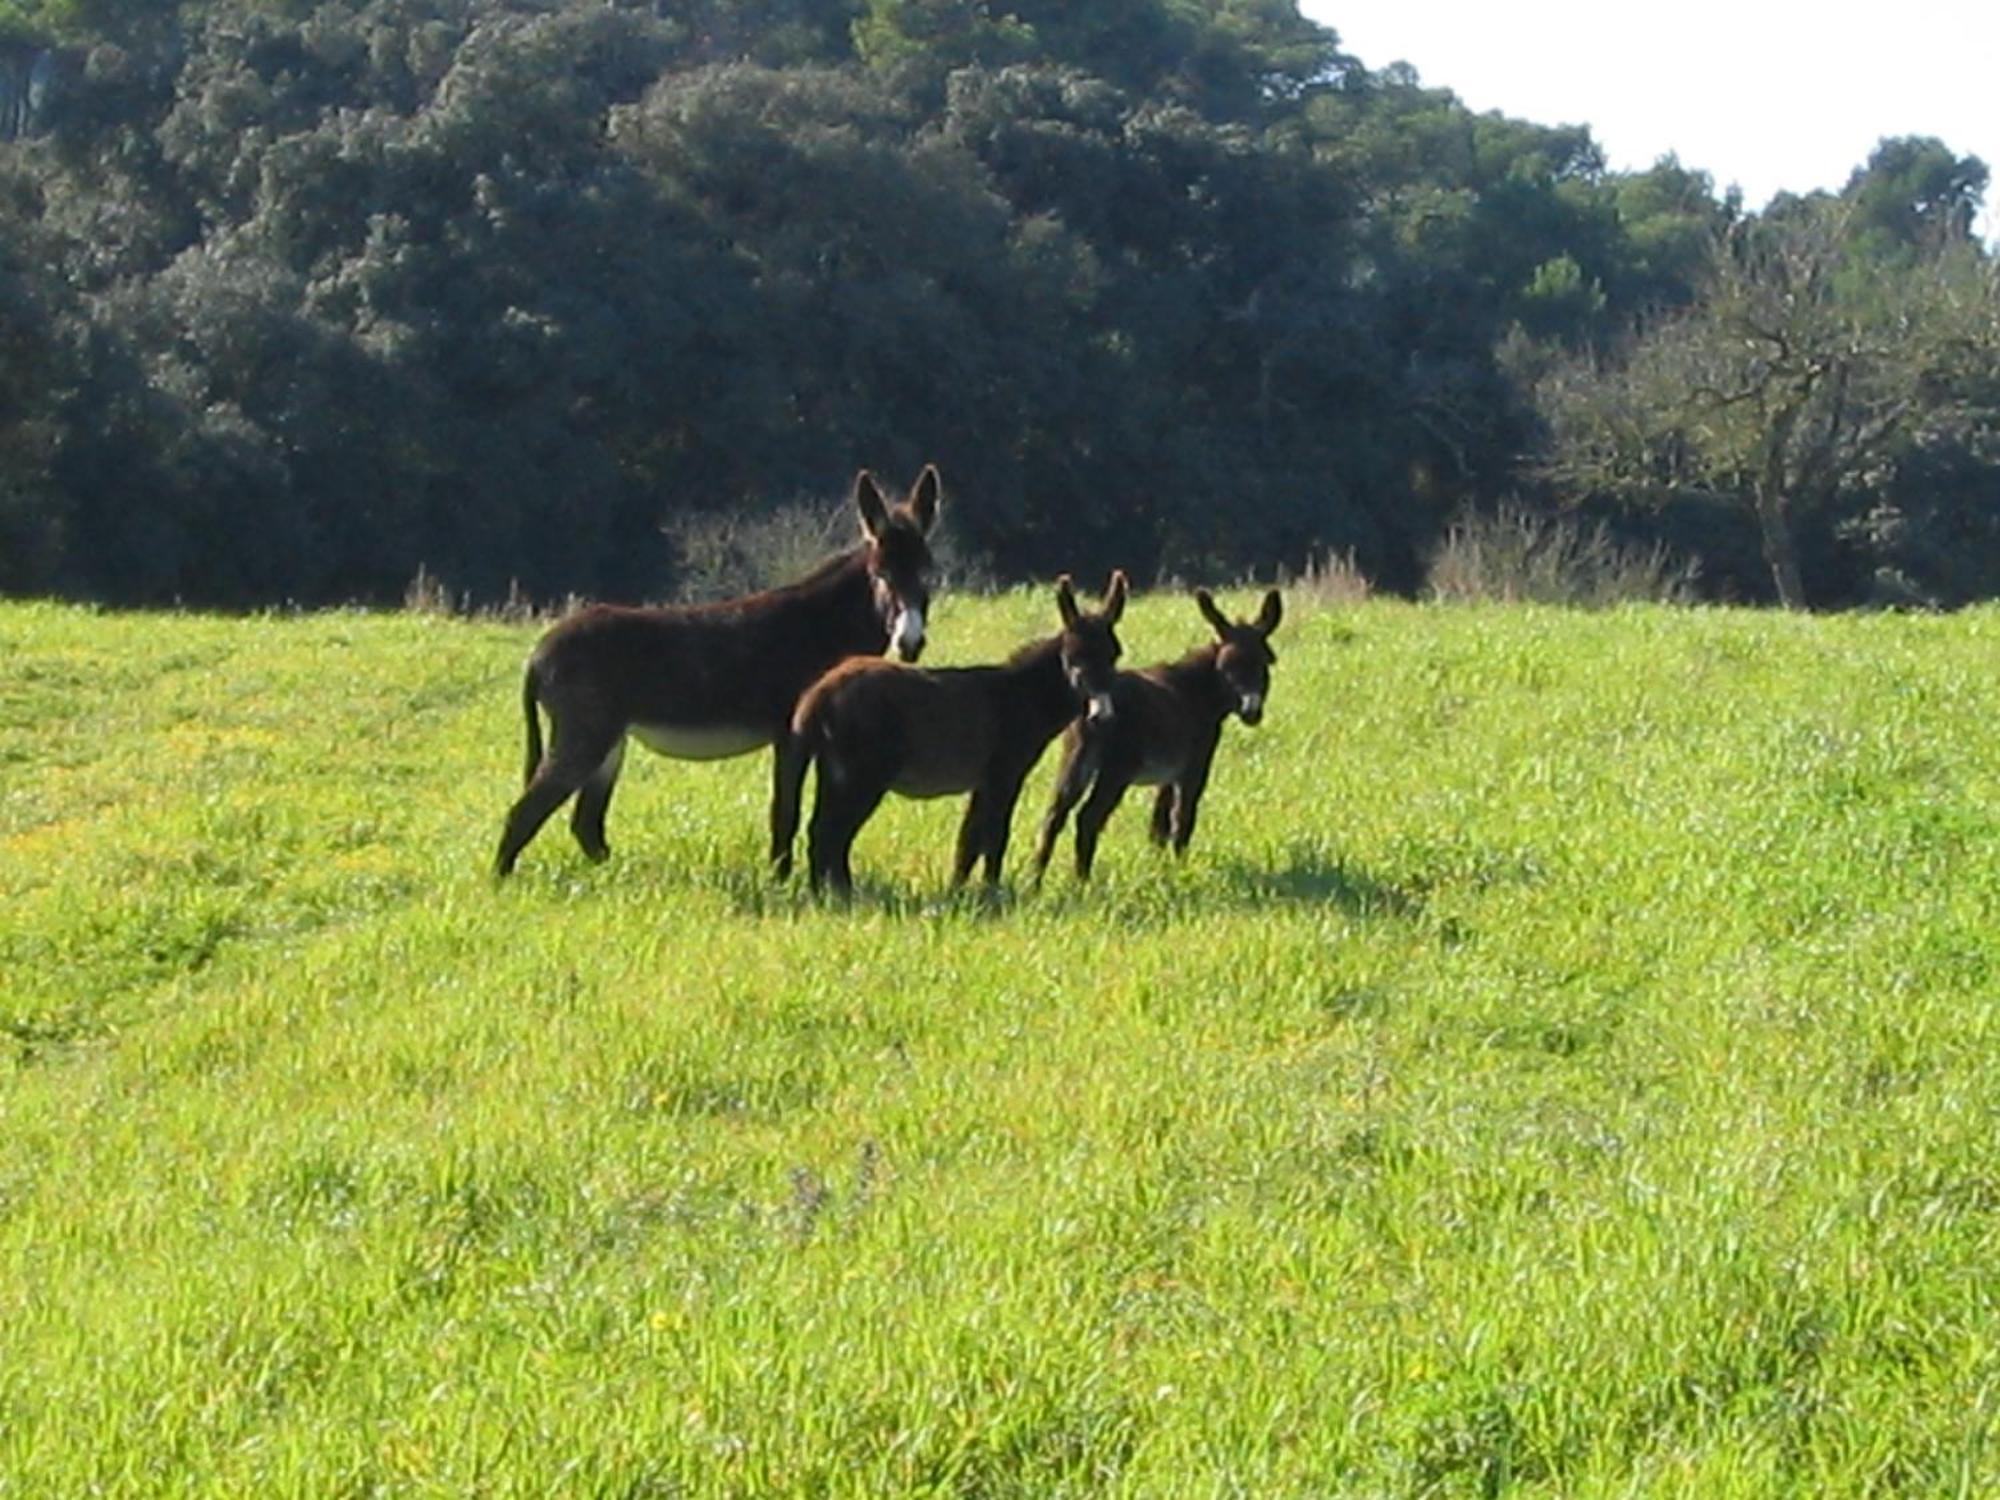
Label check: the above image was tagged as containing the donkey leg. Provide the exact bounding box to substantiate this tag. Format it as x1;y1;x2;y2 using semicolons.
819;791;887;899
496;776;572;878
809;770;888;900
1148;786;1177;846
568;739;626;863
979;771;1033;886
804;747;857;896
805;773;841;895
1170;763;1212;856
496;721;620;877
950;792;990;887
1029;791;1076;883
837;779;893;897
1030;739;1097;883
1073;774;1132;882
769;733;809;880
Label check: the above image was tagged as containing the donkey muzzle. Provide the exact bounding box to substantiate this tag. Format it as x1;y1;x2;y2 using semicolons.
1237;692;1264;726
891;605;926;662
1086;692;1116;725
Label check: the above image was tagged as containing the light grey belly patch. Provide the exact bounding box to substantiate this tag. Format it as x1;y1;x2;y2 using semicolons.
629;722;767;761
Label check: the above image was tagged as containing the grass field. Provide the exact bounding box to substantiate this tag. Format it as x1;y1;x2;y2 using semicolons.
2;592;1997;1496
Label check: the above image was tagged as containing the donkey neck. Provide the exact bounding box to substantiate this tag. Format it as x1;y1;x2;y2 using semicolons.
762;547;888;652
998;636;1084;730
1157;646;1235;724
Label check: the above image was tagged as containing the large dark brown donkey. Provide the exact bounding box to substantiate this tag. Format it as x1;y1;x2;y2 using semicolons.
1030;586;1282;882
495;467;942;876
773;573;1129;895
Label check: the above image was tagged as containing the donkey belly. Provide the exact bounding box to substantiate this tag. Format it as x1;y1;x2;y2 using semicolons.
629;722;769;761
890;766;976;799
885;698;994;798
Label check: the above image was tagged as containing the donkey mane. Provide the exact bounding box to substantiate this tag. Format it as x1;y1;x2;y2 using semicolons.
1141;642;1232;706
772;545;866;595
1002;634;1063;671
680;545;867;620
1161;642;1222;673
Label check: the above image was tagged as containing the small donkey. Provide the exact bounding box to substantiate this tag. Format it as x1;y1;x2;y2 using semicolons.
775;573;1128;895
1031;587;1282;881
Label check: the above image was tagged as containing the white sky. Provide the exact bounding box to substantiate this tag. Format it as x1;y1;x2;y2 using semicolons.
1298;1;1999;238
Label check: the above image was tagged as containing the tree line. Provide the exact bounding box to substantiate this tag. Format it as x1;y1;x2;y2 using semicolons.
0;0;1994;609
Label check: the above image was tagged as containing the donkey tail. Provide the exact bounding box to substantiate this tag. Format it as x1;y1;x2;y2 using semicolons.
769;719;816;880
520;662;545;789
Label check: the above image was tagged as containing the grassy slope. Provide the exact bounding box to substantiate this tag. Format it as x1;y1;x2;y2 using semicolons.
1;594;1997;1496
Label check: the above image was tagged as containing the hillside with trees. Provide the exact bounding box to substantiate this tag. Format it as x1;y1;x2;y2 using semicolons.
0;0;1993;607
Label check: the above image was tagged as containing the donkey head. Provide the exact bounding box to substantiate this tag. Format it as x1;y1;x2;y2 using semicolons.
855;466;942;662
1195;587;1282;726
1055;570;1128;725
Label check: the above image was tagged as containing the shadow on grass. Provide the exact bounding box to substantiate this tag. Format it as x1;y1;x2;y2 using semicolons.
713;864;1021;923
1021;841;1431;931
3;1007;113;1066
1212;844;1425;918
530;837;1428;929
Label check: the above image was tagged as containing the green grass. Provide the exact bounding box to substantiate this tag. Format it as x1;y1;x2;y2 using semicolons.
2;593;1997;1496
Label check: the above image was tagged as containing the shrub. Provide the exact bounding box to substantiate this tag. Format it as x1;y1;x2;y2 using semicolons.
1425;505;1700;607
662;499;854;603
1280;547;1373;608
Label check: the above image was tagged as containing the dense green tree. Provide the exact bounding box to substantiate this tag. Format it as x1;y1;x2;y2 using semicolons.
1603;155;1733;315
857;0;1340;118
0;0;1992;608
0;179;70;587
664;0;864;68
1843;135;1988;258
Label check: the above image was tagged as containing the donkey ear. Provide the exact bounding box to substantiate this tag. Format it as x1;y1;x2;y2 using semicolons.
1255;588;1284;638
1195;588;1231;638
906;464;942;534
854;470;891;541
1102;569;1129;624
1055;574;1081;629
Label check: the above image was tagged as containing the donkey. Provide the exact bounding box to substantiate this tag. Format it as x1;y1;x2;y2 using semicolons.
494;467;942;877
1030;586;1282;882
773;573;1128;896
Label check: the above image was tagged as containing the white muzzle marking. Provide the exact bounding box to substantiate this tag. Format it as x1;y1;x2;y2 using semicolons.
1086;692;1115;724
1239;692;1264;718
891;605;926;659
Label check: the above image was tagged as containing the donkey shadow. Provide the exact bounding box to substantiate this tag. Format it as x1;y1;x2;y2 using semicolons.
716;866;1019;922
707;836;1425;924
1018;841;1425;931
1212;843;1425;919
546;835;1425;931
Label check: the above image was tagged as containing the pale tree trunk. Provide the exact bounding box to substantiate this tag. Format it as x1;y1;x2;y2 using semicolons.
1755;404;1809;610
1753;490;1808;610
